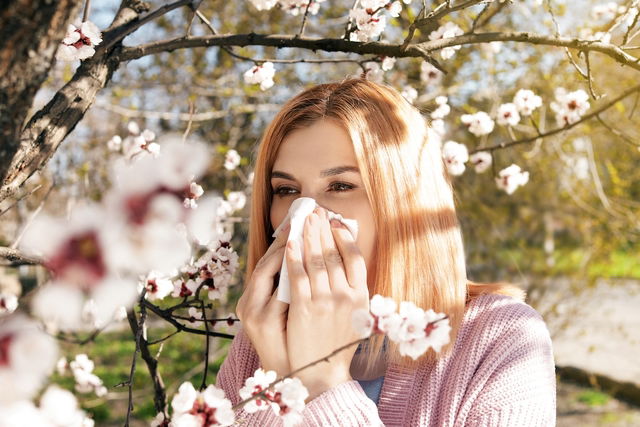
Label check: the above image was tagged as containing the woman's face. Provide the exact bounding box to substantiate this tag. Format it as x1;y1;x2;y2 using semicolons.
269;119;377;288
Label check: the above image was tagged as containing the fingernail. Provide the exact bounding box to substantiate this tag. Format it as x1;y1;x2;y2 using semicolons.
330;219;343;228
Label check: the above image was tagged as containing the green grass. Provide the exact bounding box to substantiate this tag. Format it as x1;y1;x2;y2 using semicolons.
577;390;611;407
52;324;232;424
495;247;640;279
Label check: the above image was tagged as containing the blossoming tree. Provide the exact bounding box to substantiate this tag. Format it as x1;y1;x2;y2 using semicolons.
1;0;639;424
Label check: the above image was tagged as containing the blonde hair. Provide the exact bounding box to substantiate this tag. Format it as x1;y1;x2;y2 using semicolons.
244;79;525;376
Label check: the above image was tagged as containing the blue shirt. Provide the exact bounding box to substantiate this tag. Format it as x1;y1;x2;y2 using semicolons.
354;337;388;405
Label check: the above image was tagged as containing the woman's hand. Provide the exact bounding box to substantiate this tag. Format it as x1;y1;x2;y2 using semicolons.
285;206;370;401
235;222;291;376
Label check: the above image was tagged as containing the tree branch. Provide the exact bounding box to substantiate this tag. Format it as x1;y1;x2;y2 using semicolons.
471;83;640;153
0;246;41;266
118;33;440;64
142;299;235;340
117;31;640;73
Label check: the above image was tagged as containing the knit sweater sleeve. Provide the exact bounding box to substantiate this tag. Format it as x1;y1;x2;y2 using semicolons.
460;296;556;426
215;326;384;426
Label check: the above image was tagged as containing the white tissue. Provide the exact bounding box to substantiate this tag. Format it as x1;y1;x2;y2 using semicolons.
272;197;358;304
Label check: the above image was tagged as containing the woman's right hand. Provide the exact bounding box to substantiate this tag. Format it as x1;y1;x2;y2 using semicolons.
235;223;291;376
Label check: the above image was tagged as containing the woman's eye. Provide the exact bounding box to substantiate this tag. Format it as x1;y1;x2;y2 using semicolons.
273;186;297;196
329;182;354;192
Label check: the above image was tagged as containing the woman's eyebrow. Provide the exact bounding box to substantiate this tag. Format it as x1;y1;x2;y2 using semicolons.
271;166;360;180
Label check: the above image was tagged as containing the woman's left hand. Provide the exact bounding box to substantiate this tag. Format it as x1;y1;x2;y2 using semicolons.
284;206;370;402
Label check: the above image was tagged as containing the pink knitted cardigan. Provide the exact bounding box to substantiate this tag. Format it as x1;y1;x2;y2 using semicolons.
215;293;556;426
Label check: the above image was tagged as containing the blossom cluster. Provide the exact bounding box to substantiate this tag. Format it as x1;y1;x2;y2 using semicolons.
244;62;276;90
107;121;161;160
238;369;309;426
56;354;108;397
249;0;326;16
167;382;235;427
460;89;544;138
352;294;451;360
428;22;464;60
19;139;224;331
348;1;408;42
56;21;102;61
1;385;94;427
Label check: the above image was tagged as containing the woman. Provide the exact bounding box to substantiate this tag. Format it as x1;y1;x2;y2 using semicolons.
215;79;556;425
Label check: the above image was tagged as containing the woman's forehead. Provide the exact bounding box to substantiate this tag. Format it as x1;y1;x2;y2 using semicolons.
272;120;357;170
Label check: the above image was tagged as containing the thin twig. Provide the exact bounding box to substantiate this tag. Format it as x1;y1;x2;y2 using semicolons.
595;114;640;148
123;293;147;427
182;100;196;142
200;300;211;390
82;0;92;23
0;184;42;217
584;50;601;99
143;299;235;339
629;91;639;119
10;183;54;249
101;0;193;52
233;316;449;411
298;1;313;36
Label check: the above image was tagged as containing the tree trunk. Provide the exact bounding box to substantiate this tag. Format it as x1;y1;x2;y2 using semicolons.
0;0;82;184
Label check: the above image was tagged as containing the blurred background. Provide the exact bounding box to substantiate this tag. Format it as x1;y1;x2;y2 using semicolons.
1;0;639;424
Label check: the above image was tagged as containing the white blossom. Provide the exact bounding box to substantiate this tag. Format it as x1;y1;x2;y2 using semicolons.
401;86;418;104
249;0;279;10
420;62;442;86
171;382;198;414
279;0;326;16
143;271;174;301
227;191;247;211
351;309;375;338
461;111;495;136
224;149;241;171
107;135;122;152
56;21;102;61
238;368;278;413
495;163;530;194
430;96;451;120
170;382;234;426
428;22;464;60
361;62;384;83
381;56;396;71
387;1;403;17
469;151;492;173
550;88;590;127
496;103;521;126
40;385;94;426
591;2;626;20
244;62;275;91
442;140;469;176
269;377;308;425
183;182;204;209
349;8;387;42
358;294;450;361
0;314;58;404
69;354;107;397
513;89;542;116
0;294;18;316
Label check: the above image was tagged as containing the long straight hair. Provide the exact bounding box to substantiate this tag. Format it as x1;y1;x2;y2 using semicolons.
244;79;524;376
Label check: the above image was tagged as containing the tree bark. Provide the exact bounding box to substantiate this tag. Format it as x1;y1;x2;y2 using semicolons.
0;0;82;184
